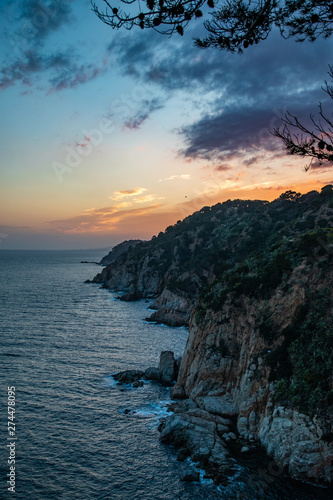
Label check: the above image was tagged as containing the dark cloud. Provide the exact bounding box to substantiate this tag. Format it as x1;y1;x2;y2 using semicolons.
180;82;332;163
110;28;332;94
243;156;261;167
110;27;333;163
0;0;108;92
49;59;108;91
0;50;69;89
20;0;73;42
108;37;150;65
123;98;164;130
0;49;108;91
108;30;223;91
180;106;282;161
214;164;231;172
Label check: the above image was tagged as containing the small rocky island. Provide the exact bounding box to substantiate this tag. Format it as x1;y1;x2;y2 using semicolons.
113;350;181;387
94;187;333;486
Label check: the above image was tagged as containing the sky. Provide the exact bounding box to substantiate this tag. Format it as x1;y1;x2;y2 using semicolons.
0;0;332;250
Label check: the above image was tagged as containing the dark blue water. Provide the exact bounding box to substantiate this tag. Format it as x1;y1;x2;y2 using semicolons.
0;250;331;499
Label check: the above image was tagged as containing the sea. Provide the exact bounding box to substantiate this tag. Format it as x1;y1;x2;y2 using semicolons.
0;250;332;500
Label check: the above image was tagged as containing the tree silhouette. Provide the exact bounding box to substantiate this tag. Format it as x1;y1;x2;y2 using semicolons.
278;190;301;201
272;66;333;170
92;0;333;168
91;0;333;52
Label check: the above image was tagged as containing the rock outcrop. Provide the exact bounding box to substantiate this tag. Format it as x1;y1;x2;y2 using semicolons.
167;257;333;484
159;399;233;483
113;370;144;384
93;187;333;328
96;187;333;485
99;240;143;266
114;351;180;387
159;351;178;385
147;290;194;327
144;367;161;381
259;406;333;481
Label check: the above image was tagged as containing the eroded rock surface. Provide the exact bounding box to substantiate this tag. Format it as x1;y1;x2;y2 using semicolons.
167;261;333;484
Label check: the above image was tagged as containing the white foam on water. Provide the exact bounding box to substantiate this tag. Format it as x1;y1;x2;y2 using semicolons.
102;376;118;387
129;400;172;420
181;457;215;486
225;458;243;483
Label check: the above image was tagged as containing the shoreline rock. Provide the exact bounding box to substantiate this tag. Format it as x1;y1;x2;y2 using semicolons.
159;399;234;485
159;351;178;385
145;367;161;381
113;351;181;387
113;370;144;384
92;189;333;488
180;469;200;482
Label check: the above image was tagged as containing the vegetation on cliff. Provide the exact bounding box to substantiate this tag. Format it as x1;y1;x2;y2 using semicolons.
193;187;333;417
99;239;143;266
96;185;333;301
96;186;333;417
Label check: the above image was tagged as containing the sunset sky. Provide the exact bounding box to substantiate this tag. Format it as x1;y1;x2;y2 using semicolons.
1;0;333;249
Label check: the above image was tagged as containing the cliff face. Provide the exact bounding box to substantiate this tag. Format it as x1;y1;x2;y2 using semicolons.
170;247;333;483
94;187;333;327
99;240;143;266
95;187;333;484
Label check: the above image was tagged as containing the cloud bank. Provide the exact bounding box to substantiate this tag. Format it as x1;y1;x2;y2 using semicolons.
110;27;333;166
0;0;109;91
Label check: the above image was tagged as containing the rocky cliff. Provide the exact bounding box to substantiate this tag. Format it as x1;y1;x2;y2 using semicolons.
99;239;143;266
94;187;333;327
95;186;333;484
168;254;333;484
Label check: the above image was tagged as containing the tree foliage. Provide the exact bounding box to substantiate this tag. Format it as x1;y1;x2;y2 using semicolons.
272;66;333;169
92;1;333;167
278;190;301;201
91;0;333;52
273;289;333;416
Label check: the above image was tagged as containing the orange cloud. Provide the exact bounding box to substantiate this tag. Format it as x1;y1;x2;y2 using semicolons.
44;204;164;233
42;179;329;241
110;187;147;200
159;174;191;182
134;194;165;203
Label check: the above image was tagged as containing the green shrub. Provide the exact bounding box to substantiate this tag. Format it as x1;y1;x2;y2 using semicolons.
272;289;333;415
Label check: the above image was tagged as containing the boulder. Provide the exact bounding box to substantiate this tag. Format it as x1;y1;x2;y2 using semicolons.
198;395;238;418
144;367;161;381
159;351;177;385
180;470;200;482
132;380;144;388
113;370;144;384
146;307;188;327
159;402;230;482
177;447;189;462
171;383;186;399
